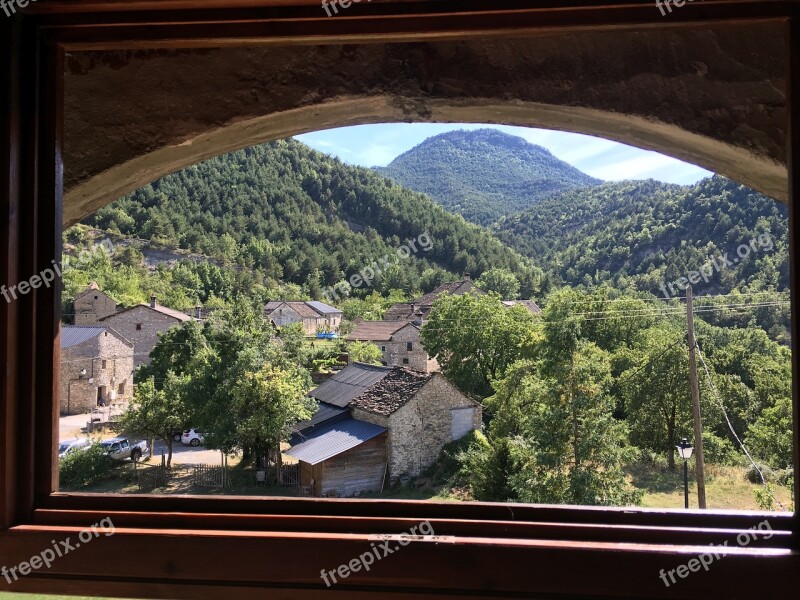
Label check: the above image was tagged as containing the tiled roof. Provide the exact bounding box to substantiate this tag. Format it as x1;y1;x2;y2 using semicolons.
307;301;343;316
61;326;107;349
265;301;323;319
502;300;542;314
100;303;192;323
309;362;392;408
285;417;387;465
410;279;484;306
347;320;414;342
350;368;432;416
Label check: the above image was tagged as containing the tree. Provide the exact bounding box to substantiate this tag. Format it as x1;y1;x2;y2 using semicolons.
348;341;383;365
483;341;640;506
476;267;521;300
421;292;535;398
120;375;188;467
746;396;793;469
618;325;692;470
138;320;208;389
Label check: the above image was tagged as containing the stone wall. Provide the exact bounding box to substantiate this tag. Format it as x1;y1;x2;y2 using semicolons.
101;305;184;366
378;324;437;373
59;330;134;415
352;374;481;482
74;289;117;325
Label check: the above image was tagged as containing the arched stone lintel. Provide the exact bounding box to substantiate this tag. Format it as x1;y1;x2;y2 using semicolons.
64;96;787;227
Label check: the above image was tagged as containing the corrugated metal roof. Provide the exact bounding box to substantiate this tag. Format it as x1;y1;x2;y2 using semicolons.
285;417;387;465
61;326;107;349
291;401;349;443
307;301;343;315
309;363;392;408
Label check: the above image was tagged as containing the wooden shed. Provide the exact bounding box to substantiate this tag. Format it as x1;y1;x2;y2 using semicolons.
286;417;387;498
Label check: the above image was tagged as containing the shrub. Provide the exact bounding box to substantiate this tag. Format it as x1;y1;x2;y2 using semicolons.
702;432;744;467
59;444;112;488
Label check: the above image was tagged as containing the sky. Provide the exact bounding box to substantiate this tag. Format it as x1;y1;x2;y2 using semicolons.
295;123;713;186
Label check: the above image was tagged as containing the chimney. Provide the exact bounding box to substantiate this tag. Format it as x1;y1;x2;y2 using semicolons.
150;295;157;308
464;273;471;281
195;305;202;319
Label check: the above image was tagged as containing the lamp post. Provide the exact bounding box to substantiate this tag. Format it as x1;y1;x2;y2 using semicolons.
676;438;694;509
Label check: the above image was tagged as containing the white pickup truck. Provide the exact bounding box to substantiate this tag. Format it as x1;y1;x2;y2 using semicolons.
100;437;149;462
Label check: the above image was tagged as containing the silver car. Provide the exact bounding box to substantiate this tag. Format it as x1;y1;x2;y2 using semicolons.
58;438;91;459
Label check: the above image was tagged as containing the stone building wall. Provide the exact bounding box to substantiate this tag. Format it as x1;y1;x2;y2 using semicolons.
351;375;481;482
59;330;134;415
101;305;184;366
74;289;117;325
380;324;438;373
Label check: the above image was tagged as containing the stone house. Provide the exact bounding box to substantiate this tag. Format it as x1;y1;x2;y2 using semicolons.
73;281;118;325
264;301;342;335
350;369;482;482
99;296;192;366
287;364;480;495
384;276;485;323
59;326;134;416
346;320;438;372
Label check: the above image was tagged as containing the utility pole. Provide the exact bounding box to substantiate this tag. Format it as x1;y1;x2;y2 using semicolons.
686;286;707;509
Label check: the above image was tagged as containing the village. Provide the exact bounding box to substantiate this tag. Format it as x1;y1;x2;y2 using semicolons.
59;276;538;497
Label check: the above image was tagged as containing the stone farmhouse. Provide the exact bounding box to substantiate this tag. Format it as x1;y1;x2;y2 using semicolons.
73;281;118;325
264;300;342;336
286;363;481;497
346;320;438;372
384;276;485;324
60;326;134;416
99;296;193;366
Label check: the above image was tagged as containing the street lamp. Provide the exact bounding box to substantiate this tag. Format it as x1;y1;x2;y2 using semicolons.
676;438;694;509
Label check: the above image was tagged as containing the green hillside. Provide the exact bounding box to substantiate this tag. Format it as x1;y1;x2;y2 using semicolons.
74;139;544;308
377;129;600;226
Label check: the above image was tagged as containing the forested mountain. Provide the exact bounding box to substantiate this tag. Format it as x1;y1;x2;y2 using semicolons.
376;129;600;225
495;176;788;294
493;176;790;339
76;139;544;308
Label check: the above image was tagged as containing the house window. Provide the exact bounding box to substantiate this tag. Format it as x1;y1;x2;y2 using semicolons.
407;342;413;351
381;345;386;352
94;295;98;300
101;359;107;369
402;358;409;365
118;382;125;395
135;323;142;331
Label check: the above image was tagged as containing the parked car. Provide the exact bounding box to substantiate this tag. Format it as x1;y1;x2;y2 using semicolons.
58;438;91;459
181;429;205;447
171;430;184;442
100;437;149;462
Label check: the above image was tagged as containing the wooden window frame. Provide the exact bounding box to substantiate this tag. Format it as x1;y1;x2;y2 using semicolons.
1;1;799;598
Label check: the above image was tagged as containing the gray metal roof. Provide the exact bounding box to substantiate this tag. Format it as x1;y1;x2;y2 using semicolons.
61;326;107;349
293;402;349;441
309;363;392;408
307;301;343;315
285;417;387;465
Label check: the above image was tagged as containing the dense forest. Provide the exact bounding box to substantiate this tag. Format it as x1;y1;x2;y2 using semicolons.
377;129;599;226
72;139;544;310
493;176;791;341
